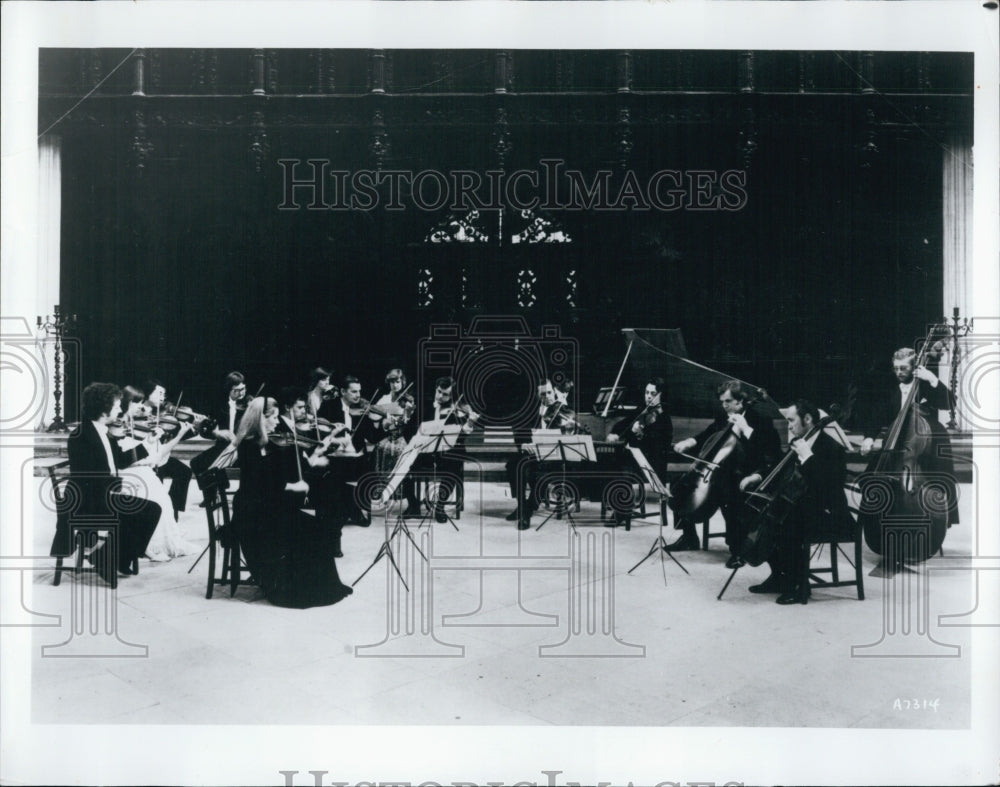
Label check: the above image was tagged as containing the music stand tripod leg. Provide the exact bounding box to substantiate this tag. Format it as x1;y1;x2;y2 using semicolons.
535;456;578;533
716;566;740;600
353;507;411;591
628;504;689;575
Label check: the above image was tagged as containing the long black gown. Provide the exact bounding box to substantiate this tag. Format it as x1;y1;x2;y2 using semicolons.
231;439;353;609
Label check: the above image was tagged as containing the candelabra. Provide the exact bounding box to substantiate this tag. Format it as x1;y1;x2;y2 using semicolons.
36;304;77;432
944;306;973;432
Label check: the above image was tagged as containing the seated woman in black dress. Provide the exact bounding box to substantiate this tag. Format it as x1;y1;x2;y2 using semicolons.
230;396;353;609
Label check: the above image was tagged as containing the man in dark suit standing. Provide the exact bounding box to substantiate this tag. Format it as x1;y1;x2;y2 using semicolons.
749;399;854;605
51;382;162;586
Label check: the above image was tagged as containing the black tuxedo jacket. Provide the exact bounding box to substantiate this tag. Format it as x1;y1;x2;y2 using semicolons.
863;378;952;440
51;420;154;556
796;430;854;541
67;420;152;517
692;405;780;479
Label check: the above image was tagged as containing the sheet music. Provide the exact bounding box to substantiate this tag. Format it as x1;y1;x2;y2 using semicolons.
627;446;668;496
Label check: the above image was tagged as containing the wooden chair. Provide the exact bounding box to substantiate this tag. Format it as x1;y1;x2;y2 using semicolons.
49;461;135;587
199;469;252;598
701;517;727;550
422;477;464;518
802;507;865;600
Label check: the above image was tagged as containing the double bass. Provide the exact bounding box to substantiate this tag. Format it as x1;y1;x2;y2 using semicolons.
858;325;951;563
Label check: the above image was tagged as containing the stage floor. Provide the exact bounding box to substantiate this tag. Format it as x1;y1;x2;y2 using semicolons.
21;474;977;729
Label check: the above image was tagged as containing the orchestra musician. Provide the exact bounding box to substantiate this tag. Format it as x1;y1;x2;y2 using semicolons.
604;377;673;527
406;375;480;523
51;383;162;586
505;378;583;530
118;385;199;560
274;387;345;558
859;347;959;529
305;366;338;423
374;368;415;477
329;374;374;526
670;380;780;567
143;379;194;521
229;396;353;609
190;371;248;480
749;400;853;605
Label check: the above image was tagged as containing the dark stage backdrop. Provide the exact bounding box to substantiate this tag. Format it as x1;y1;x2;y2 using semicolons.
45;49;969;423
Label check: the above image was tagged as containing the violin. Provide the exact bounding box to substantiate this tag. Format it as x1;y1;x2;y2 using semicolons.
858;324;952;562
617;393;662;441
542;401;586;434
668;392;765;521
268;431;326;450
164;402;217;437
441;393;479;425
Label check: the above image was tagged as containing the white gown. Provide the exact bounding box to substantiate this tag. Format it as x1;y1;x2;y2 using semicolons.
117;440;199;561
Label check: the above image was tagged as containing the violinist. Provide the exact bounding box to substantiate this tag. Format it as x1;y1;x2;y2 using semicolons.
374;369;415;475
408;376;479;522
143;379;194;521
305;366;338;423
118;385;198;561
274;387;344;556
504;379;582;529
50;383;161;585
190;371;248;479
859;347;959;529
229;396;353;609
331;374;373;525
750;400;853;605
670;380;780;566
604;377;673;526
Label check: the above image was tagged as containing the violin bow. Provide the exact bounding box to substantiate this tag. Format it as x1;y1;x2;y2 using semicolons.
393;382;414;402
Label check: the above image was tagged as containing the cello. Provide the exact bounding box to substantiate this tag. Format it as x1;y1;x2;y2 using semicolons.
857;325;951;563
668;392;765;521
738;410;839;568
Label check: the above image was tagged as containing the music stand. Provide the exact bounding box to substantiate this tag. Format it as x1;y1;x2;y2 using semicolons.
531;434;596;532
352;440;427;591
626;447;689;577
412;421;464;532
592;386;626;416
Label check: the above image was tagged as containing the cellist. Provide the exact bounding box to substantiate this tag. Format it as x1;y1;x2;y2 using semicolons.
749;400;853;605
670;380;780;566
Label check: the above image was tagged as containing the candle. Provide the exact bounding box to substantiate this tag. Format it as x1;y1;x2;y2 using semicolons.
953;306;959;319
37;316;41;327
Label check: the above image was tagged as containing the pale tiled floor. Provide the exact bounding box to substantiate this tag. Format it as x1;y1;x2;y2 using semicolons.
24;475;976;728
